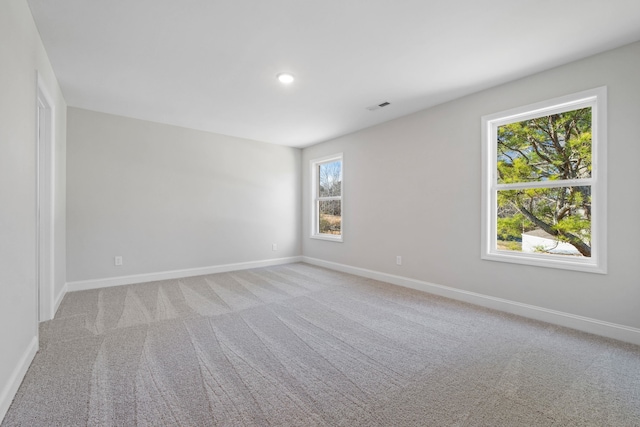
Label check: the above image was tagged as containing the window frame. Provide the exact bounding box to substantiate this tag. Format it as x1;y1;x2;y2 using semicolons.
310;153;344;242
481;87;607;274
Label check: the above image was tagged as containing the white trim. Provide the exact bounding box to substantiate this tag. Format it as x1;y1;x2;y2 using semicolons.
0;336;38;424
53;282;67;317
36;73;57;321
310;234;344;242
301;257;640;346
66;256;303;292
481;87;607;274
310;153;344;242
495;178;593;191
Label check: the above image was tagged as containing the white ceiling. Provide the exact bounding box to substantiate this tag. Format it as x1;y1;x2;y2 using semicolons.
27;0;640;148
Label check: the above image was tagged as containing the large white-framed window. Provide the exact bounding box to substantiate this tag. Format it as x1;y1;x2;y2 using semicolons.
481;87;607;273
311;153;343;242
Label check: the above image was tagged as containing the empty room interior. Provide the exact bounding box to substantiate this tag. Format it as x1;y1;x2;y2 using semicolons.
2;0;640;425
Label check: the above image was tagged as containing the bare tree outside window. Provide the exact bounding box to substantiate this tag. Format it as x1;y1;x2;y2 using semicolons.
318;160;342;235
311;155;343;240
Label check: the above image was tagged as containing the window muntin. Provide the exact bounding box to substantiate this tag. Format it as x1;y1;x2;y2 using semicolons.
482;88;606;273
311;154;343;241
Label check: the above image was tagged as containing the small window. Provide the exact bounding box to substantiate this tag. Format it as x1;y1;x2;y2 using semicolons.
311;154;343;241
481;87;607;273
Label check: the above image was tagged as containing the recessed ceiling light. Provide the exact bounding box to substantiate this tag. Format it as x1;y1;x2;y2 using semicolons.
277;73;295;84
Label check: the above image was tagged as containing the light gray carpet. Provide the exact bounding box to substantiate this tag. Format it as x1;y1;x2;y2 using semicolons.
3;263;640;426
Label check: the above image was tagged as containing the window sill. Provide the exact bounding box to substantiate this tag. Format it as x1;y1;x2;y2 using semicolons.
311;234;343;243
482;250;606;274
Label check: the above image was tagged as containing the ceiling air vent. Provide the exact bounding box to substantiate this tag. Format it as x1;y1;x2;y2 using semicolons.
366;101;391;111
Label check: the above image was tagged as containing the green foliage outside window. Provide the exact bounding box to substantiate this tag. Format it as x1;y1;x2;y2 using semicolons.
496;108;592;257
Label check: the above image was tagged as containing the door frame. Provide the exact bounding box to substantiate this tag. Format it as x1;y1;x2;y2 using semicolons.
36;74;56;322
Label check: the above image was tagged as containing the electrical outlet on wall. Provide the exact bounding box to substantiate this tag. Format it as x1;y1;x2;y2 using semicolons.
396;256;402;265
114;256;123;266
272;243;278;251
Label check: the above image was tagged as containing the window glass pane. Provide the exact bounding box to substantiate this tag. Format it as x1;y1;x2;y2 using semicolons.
319;200;341;235
319;160;342;197
497;107;592;184
497;186;591;257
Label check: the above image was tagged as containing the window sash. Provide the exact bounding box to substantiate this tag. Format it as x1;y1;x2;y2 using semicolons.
481;87;606;273
311;154;343;241
494;178;594;191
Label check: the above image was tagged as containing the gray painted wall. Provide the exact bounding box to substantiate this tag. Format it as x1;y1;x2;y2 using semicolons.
66;108;301;282
0;0;66;419
302;41;640;330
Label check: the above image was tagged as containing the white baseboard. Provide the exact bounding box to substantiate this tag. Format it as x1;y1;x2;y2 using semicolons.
302;256;640;346
66;256;303;293
0;335;38;424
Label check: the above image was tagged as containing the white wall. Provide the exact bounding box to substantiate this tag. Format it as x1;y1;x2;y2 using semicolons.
0;0;66;421
67;108;301;283
303;42;640;333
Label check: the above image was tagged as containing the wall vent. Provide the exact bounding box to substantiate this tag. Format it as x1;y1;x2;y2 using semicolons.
366;101;391;111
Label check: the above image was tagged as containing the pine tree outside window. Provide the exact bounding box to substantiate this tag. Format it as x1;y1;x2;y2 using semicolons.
481;88;607;273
